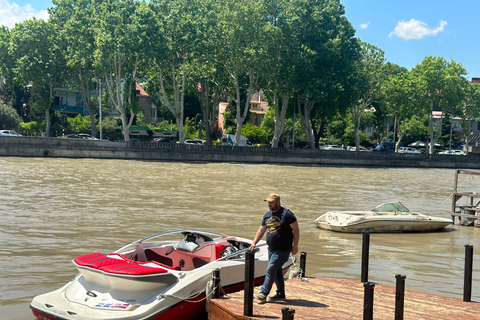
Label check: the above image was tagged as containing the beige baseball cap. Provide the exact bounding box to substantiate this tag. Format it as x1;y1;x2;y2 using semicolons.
264;193;280;202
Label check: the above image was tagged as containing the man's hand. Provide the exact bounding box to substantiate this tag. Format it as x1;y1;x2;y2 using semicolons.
291;245;298;256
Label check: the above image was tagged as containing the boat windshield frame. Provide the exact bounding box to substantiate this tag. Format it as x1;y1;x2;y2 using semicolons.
371;202;410;213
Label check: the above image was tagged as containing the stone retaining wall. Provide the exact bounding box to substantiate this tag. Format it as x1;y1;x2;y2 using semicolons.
1;136;479;169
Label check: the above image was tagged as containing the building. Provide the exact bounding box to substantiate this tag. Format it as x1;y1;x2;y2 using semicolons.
217;90;269;133
52;82;157;124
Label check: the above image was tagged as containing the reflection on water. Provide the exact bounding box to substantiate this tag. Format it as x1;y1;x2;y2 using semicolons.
2;157;480;319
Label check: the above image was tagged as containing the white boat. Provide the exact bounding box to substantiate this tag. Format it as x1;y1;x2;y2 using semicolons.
314;202;453;233
31;229;294;320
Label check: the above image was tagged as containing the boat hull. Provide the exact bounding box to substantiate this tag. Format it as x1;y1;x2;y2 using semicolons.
315;207;452;233
315;219;452;233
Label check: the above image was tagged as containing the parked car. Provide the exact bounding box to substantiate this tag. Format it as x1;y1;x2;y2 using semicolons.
398;147;421;154
153;138;175;143
64;133;98;140
347;146;369;152
180;139;203;145
324;145;345;151
373;142;402;152
0;130;22;136
438;150;465;155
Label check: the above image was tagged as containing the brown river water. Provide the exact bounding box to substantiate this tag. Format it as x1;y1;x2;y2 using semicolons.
2;157;480;319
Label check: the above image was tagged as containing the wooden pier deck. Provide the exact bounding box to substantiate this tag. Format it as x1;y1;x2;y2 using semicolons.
208;277;480;319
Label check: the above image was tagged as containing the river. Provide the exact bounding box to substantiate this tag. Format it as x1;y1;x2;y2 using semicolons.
2;157;480;319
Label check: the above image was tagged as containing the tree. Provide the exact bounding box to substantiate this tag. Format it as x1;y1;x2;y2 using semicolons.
94;0;145;142
411;56;468;154
382;69;421;150
49;0;99;137
189;0;228;145
294;0;360;149
460;82;480;154
216;0;266;146
349;42;386;151
10;18;65;137
0;100;22;129
147;0;199;144
260;0;297;148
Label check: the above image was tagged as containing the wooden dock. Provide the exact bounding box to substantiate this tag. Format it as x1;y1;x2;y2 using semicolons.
208;277;480;319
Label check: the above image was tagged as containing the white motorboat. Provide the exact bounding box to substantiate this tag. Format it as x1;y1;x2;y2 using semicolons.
31;229;294;320
314;202;453;233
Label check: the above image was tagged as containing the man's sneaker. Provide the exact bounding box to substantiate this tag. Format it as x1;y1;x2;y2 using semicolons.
256;292;267;303
269;293;286;300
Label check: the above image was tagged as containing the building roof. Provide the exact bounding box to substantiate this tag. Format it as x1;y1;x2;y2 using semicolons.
136;83;150;98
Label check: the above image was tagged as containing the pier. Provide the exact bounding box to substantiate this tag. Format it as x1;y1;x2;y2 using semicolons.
451;169;480;225
208;276;480;319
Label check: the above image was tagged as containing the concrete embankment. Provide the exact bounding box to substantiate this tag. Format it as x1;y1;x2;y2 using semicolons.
1;136;480;169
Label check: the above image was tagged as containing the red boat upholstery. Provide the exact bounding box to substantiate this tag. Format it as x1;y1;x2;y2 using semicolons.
74;252;125;269
99;262;168;275
74;252;180;275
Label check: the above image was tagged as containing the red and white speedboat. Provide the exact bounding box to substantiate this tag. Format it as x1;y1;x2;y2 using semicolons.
31;229;294;320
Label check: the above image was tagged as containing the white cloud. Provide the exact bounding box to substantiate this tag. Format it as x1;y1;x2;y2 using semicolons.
0;0;49;29
389;19;447;40
360;22;370;30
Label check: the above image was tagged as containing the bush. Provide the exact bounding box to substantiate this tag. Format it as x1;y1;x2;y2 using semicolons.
0;100;22;130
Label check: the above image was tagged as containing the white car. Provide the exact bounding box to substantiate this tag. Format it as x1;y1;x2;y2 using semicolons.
438;150;465;155
0;130;22;136
398;147;421;154
324;145;345;151
347;146;369;152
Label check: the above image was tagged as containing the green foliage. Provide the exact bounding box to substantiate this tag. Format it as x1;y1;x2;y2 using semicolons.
0;100;22;130
326;117;347;143
403;115;429;144
223;103;237;134
260;107;275;136
99;117;120;140
18;121;44;135
183;117;196;139
342;122;372;146
155;120;178;132
241;123;269;145
67;114;91;134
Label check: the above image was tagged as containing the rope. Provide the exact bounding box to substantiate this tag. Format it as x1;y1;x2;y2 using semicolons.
439;173;477;208
157;273;222;303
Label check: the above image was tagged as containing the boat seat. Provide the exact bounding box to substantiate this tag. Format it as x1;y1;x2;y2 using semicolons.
99;262;169;275
145;249;174;266
74;252;181;274
193;257;209;268
74;252;126;269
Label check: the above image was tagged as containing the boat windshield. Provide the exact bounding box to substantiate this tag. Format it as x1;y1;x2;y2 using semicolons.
371;202;409;213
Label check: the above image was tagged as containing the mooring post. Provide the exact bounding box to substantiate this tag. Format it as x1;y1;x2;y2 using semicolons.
281;307;295;320
300;252;307;277
213;268;221;298
361;231;370;283
395;274;406;320
464;244;473;302
363;282;375;320
244;250;255;316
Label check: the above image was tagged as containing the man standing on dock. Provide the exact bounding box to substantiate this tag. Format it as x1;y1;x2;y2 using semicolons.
249;193;300;303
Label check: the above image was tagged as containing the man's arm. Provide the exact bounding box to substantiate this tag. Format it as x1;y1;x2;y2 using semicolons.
249;225;267;251
290;220;299;255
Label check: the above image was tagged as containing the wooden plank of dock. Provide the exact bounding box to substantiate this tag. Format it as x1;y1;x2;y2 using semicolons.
208;277;480;319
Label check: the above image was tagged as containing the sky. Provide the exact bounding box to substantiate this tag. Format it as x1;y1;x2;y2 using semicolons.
1;0;480;79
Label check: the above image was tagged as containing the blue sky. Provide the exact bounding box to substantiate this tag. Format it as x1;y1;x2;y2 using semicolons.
2;0;480;79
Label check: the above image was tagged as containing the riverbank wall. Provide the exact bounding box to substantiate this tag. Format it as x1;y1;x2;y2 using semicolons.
1;136;480;169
